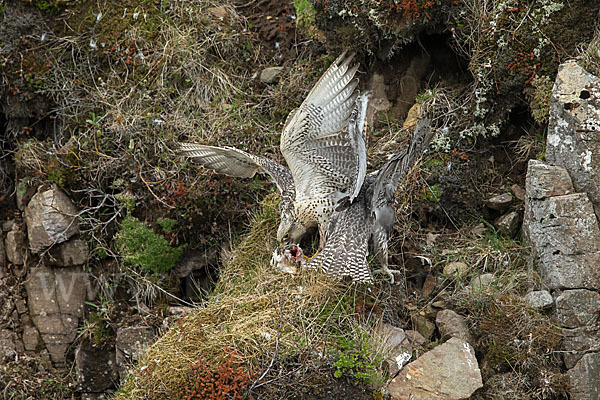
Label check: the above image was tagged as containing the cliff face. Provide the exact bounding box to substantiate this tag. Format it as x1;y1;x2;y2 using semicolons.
1;0;599;398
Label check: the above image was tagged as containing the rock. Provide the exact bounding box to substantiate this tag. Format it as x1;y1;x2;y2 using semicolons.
469;273;497;292
494;211;520;237
115;326;155;379
484;193;513;210
562;326;600;369
525;159;574;199
0;329;17;359
511;184;526;201
48;239;89;267
368;72;391;112
388;337;482;400
546;61;600;215
259;67;284;84
421;274;436;298
435;310;473;344
22;325;40;351
411;313;435;340
443;261;468;278
76;339;117;393
523;290;554;309
5;226;26;265
25;265;88;365
25;184;80;253
524;193;600;289
381;324;411;376
404;330;426;347
568;353;600;400
523;159;600;289
13;297;27;314
556;289;600;328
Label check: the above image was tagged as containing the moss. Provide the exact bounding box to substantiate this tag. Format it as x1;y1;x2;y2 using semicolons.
115;215;185;274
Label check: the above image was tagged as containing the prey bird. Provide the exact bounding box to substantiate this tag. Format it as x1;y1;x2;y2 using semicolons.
179;52;368;250
272;118;434;283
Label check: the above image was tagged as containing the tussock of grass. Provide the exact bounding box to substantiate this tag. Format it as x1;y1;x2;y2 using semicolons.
118;193;390;399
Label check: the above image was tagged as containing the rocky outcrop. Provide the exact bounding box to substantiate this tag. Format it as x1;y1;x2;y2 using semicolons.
25;184;80;253
48;239;89;267
523;160;600;289
388;337;482;400
546;61;600;217
568;353;600;400
25;265;88;365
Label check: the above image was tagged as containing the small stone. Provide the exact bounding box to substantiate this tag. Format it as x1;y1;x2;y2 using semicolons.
494;211;520;237
388;338;483;400
568;353;600;400
411;313;435;340
260;67;284;84
435;309;473;344
207;6;227;20
443;261;469;278
469;273;497;292
22;325;40;351
556;289;600;328
0;237;6;274
14;298;27;314
404;330;426;347
5;227;26;265
511;184;526;201
484;193;513;210
523;290;553;309
421;274;436;298
381;323;407;350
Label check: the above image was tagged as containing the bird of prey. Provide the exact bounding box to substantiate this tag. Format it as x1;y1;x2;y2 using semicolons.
179;52;368;249
272;119;434;284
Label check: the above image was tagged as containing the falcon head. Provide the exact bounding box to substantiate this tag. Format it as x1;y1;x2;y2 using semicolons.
277;213;308;244
270;244;305;274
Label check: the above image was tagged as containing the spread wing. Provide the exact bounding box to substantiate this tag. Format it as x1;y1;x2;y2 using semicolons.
371;119;434;213
178;143;293;194
280;52;368;205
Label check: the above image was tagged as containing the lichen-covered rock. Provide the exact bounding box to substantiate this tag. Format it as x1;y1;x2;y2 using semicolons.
546;61;600;216
25;185;80;253
115;326;155;379
443;261;468;278
25;265;88;365
523;160;600;289
568;353;600;400
388;337;482;400
469;273;497;292
523;290;554;309
435;309;473;344
555;289;600;329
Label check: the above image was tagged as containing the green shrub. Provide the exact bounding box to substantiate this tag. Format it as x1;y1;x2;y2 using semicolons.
115;215;185;274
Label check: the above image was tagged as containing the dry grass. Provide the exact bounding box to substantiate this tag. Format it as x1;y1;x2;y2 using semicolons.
117;194;391;399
